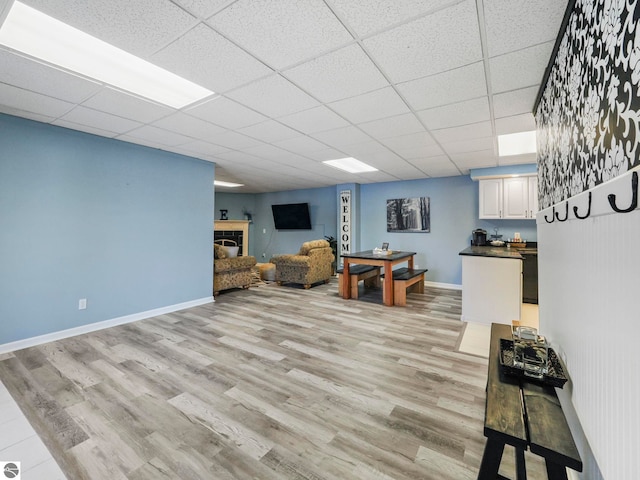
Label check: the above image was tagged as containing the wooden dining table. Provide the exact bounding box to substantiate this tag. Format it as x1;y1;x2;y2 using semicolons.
341;250;416;306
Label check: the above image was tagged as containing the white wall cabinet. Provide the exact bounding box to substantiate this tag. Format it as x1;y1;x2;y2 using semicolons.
479;176;537;219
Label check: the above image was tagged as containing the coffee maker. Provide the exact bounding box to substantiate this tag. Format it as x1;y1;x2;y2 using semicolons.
472;229;487;246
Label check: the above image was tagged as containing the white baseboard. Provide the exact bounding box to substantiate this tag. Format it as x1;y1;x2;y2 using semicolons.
0;296;214;354
424;281;462;290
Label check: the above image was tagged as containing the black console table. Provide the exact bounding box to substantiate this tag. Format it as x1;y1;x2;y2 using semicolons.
478;323;582;480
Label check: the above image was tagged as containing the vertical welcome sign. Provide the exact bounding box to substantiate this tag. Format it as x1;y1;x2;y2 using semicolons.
339;190;351;258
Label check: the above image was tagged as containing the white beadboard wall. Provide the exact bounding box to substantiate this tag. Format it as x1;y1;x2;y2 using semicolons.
537;168;640;480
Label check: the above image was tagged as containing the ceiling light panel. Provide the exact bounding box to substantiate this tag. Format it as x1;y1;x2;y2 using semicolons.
0;2;214;108
498;131;537;156
214;180;244;187
323;157;378;173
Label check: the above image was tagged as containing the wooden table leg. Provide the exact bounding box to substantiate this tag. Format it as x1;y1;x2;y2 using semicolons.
342;261;351;299
477;438;505;480
382;259;393;306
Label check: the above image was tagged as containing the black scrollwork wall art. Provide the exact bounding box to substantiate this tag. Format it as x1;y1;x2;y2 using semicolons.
535;0;640;210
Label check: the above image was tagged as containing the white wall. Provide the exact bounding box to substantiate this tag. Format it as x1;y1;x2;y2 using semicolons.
538;168;639;480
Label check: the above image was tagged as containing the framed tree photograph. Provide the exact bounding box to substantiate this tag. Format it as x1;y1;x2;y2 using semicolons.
387;197;430;233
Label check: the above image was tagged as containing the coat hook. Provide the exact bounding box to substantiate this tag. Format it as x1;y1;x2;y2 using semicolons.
573;192;592;219
608;171;638;213
544;206;555;223
555;201;569;222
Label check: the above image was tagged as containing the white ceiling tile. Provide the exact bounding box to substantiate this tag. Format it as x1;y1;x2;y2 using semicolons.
0;50;102;103
494;113;536;135
379;131;437;150
330;87;409;124
207;0;352;69
417;97;490;130
25;0;198;57
273;135;328;155
410;155;456;169
304;148;351;162
243;143;307;162
364;0;483;83
311;126;372;148
284;44;388;103
330;0;455;37
56;106;142;134
498;152;538;166
278;106;350;134
185;97;267;129
341;140;391;157
397;61;487;111
358;113;425;139
431;121;493;143
206;130;264;150
152;112;226;140
387;143;444;160
492;86;539;118
0;105;56;124
50;119;119;138
213;150;262;163
172;0;234;19
152;24;272;94
421;164;461;177
440;137;494;154
237;120;300;143
121;125;193;146
484;0;568;57
450;150;499;168
227;75;320;118
490;41;554;93
384;162;430;180
81;88;174;123
178;140;231;157
0;83;74;118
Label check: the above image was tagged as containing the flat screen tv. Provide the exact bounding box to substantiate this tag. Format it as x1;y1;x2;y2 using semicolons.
271;202;312;230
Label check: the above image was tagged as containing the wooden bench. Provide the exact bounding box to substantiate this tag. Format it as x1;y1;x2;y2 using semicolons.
336;264;381;299
381;267;427;306
478;323;582;480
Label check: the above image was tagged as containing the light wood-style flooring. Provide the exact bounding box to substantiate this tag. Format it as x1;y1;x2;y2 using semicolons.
0;280;545;479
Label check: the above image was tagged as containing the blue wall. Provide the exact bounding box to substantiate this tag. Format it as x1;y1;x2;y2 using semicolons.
216;187;337;259
0;115;215;345
215;176;538;285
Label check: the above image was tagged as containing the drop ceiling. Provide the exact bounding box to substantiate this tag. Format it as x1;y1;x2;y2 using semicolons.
0;0;568;193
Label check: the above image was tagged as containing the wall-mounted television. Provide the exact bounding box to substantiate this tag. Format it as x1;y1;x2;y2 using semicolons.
271;202;312;230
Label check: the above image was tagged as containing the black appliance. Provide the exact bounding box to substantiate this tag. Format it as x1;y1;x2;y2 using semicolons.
521;250;539;304
472;229;487;246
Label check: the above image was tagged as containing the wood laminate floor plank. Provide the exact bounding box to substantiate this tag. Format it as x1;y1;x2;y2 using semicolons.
0;280;547;479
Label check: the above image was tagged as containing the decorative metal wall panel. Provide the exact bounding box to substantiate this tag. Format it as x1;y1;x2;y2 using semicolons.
535;0;640;210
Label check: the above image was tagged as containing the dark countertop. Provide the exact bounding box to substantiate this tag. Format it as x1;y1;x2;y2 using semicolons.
342;250;416;261
459;246;524;259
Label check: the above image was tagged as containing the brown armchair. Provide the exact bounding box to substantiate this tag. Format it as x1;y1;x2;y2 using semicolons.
213;244;257;296
270;239;334;289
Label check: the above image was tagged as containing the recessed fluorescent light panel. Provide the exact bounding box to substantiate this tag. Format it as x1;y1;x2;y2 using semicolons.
214;180;244;188
323;157;378;173
498;131;537;157
0;1;214;108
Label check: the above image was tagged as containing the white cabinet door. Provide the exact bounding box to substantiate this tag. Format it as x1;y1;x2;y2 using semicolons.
528;176;538;219
479;179;503;219
503;177;529;219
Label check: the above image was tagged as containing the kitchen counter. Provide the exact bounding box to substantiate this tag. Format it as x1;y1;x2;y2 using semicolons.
460;246;523;325
459;246;524;259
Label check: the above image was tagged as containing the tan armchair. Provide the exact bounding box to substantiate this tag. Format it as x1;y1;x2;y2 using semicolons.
213;244;257;296
270;239;334;289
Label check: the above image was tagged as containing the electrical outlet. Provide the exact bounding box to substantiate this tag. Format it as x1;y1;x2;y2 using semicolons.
262;253;266;258
78;298;87;310
262;228;266;234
